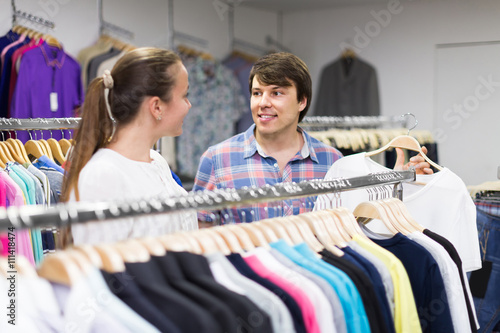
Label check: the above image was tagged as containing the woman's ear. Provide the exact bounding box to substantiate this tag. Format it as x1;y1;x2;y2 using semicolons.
147;96;163;120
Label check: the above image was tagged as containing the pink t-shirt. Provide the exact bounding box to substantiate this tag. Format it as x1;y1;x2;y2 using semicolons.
0;171;35;266
244;253;321;333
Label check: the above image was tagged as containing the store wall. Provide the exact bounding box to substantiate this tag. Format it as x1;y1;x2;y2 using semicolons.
0;0;278;61
282;0;500;185
2;0;499;184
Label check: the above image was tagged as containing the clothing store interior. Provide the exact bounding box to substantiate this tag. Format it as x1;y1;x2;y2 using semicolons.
1;0;499;332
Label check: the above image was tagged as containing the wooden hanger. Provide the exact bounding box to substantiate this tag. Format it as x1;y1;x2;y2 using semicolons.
377;199;414;235
176;232;204;254
48;138;66;165
4;140;25;163
330;207;369;239
137;236;167;256
65;249;94;275
251;221;279;243
272;217;306;246
13;137;30;163
0;144;9;167
382;198;424;232
74;244;104;268
188;230;221;254
211;226;245;253
25;139;45;160
341;47;356;59
37;252;83;285
0;142;15;162
14;255;38;278
237;223;271;249
313;211;351;246
158;233;194;252
260;218;294;245
44;34;62;48
353;200;399;234
93;244;126;273
38;138;54;160
292;214;344;256
0;257;8;276
113;239;151;263
365;135;443;171
200;229;232;255
224;225;256;251
59;138;72;157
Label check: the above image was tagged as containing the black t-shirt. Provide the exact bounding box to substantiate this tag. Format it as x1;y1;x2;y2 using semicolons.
169;251;273;333
124;260;221;333
100;269;182;333
320;249;389;333
423;229;478;333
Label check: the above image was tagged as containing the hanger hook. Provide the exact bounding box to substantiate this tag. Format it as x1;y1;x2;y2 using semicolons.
401;113;418;135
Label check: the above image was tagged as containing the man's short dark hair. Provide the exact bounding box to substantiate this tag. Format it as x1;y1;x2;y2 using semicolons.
249;52;312;122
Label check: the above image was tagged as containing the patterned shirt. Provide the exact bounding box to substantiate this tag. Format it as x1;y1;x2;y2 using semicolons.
193;124;343;223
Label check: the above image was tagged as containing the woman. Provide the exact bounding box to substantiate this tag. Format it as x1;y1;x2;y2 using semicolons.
62;47;198;244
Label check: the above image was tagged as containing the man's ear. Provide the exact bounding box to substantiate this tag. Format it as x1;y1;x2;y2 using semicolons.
298;97;307;112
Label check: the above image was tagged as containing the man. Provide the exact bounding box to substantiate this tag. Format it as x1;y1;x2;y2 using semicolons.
193;52;431;224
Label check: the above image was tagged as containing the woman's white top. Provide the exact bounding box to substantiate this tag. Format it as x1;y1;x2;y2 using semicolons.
70;148;198;245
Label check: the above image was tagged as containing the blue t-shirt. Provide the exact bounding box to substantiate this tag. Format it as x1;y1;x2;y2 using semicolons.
270;240;371;333
370;233;453;333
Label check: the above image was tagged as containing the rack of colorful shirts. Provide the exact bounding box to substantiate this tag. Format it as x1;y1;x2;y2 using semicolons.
0;117;79;269
0;168;481;333
467;177;500;332
1;7;83;142
300;115;439;169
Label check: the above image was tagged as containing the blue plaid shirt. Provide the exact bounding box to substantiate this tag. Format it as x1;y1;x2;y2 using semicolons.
193;124;342;223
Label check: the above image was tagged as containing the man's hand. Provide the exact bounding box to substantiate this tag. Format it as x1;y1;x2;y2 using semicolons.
394;146;434;175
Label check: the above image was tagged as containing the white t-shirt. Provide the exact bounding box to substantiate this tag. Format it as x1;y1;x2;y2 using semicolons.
314;152;481;272
70;148;198;245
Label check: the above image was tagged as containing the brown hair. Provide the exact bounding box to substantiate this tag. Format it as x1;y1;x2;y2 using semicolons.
249;52;312;122
61;47;181;202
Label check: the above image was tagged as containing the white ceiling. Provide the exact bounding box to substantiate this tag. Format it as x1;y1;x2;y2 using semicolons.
239;0;388;13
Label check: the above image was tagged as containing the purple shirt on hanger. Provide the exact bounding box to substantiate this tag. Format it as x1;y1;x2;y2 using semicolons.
10;41;83;142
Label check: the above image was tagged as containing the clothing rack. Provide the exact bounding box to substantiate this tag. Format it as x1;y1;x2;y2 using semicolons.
97;0;134;40
300;116;409;129
0;117;80;131
0;170;415;231
11;0;55;29
167;0;209;50
227;3;288;55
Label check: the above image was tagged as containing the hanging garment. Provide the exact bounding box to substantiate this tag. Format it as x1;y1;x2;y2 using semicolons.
423;228;479;332
176;56;248;178
352;234;422;333
222;53;254;133
228;252;308;333
10;41;83;142
470;208;500;332
406;232;472;333
77;38;113;88
315;152;481;272
206;251;297;333
362;228;454;333
314;56;380;116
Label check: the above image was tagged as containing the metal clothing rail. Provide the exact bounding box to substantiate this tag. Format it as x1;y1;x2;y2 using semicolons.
167;0;209;50
300;116;409;129
0;170;415;230
97;0;134;40
11;0;55;29
0;118;80;131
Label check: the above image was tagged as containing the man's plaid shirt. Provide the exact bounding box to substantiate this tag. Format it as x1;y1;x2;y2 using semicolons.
193;124;343;223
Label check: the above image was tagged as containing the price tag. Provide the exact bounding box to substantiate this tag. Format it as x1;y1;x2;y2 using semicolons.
50;92;58;112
